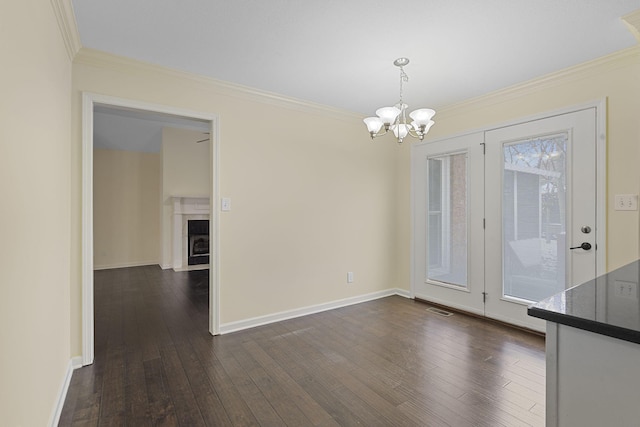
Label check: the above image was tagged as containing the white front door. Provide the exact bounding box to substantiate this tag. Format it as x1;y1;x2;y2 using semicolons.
412;107;600;331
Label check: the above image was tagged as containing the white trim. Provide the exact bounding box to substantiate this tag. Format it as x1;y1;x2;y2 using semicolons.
82;92;221;366
81;93;94;366
219;289;407;334
210;115;221;336
74;48;363;123
595;98;607;275
435;47;639;118
48;357;82;427
71;356;83;368
410;150;417;299
395;288;411;299
50;0;81;60
174;264;210;272
622;10;640;43
94;261;159;271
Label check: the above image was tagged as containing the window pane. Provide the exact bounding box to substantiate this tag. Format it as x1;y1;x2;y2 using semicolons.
427;153;467;287
503;134;567;302
428;159;441;211
428;213;442;267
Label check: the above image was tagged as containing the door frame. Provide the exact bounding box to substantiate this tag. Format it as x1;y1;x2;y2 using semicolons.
81;92;221;366
411;99;607;304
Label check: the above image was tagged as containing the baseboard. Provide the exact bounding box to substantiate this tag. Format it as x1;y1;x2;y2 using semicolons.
395;288;411;299
93;261;158;270
173;264;209;272
219;288;407;334
49;356;82;427
71;356;83;369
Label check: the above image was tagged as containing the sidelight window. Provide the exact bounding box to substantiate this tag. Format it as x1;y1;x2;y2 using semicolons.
427;152;468;288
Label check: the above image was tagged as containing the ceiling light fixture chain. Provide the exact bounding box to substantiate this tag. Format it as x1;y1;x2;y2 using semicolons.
398;63;408;105
398;64;408;128
363;58;435;144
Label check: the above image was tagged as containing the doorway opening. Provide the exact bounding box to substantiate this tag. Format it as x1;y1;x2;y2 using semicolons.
81;93;220;366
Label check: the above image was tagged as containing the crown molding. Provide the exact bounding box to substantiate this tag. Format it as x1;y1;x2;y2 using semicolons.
436;46;640;119
622;10;640;43
50;0;81;60
73;48;363;122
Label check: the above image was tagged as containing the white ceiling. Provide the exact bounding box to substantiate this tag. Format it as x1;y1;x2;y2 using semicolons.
73;0;640;117
94;105;209;153
79;1;640;152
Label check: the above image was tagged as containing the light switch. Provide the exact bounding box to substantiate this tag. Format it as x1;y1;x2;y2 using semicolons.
614;194;638;211
221;197;231;211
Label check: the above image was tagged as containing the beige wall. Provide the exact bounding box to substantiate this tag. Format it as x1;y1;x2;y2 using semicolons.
94;149;160;269
70;35;640;360
395;47;640;290
0;1;72;425
1;3;634;422
71;50;399;355
161;127;211;267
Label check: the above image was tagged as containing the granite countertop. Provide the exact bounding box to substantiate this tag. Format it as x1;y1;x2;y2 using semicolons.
528;260;640;344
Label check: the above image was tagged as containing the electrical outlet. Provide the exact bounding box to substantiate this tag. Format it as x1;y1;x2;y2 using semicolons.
347;272;354;283
614;280;638;300
614;194;638;211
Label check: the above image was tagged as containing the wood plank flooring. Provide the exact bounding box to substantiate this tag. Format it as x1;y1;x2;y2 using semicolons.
60;265;545;426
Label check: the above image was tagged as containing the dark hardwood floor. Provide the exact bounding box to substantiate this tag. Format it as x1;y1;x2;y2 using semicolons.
60;265;545;426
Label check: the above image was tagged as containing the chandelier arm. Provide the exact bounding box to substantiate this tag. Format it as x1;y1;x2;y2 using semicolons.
371;129;390;139
406;128;425;141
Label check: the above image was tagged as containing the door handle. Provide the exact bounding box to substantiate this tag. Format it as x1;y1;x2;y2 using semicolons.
570;242;592;251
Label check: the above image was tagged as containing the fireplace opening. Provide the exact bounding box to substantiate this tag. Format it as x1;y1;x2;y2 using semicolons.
187;220;209;266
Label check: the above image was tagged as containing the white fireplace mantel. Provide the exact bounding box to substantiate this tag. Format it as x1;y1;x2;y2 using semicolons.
171;196;210;271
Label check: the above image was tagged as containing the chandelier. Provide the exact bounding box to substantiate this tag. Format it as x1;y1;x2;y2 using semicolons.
363;58;435;143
